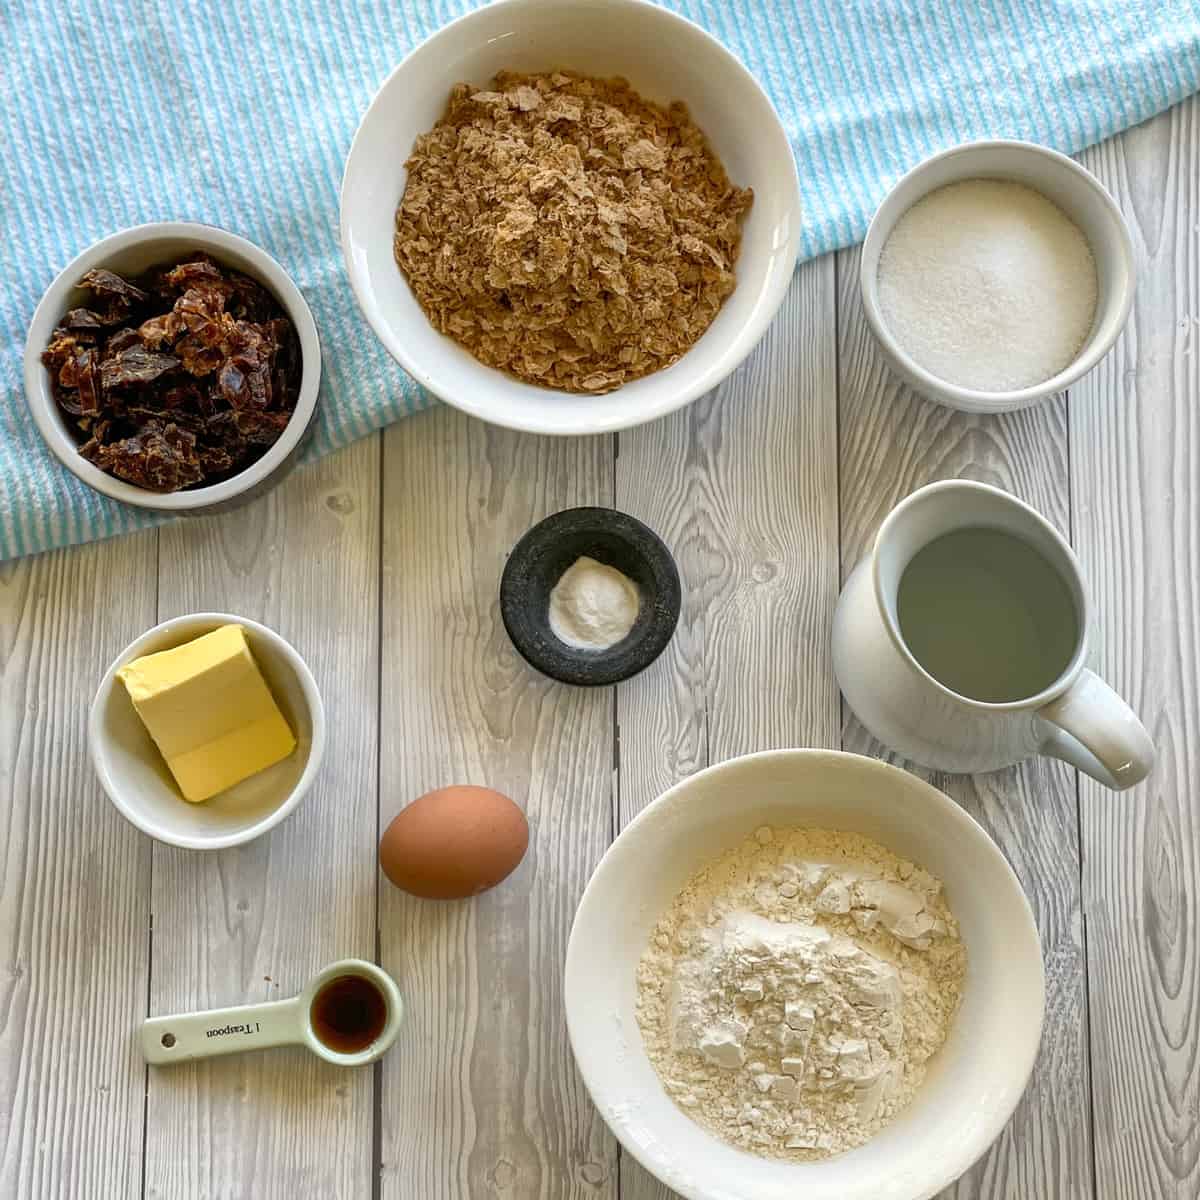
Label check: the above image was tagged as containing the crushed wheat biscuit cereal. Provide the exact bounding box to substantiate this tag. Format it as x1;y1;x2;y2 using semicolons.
393;71;753;393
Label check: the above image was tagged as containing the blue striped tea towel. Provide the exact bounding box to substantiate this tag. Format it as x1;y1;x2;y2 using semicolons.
2;0;1198;560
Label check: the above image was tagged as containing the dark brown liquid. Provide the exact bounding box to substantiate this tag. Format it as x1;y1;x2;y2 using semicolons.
310;975;388;1054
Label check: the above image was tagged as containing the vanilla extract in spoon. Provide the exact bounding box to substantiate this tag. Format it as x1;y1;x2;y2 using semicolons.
310;974;389;1055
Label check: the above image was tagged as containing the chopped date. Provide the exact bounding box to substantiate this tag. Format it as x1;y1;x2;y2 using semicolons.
105;327;143;355
126;404;205;435
227;273;275;321
176;285;231;337
176;334;225;377
199;445;235;475
56;388;83;417
62;308;105;332
233;409;292;443
162;260;227;290
77;267;149;323
76;351;102;415
99;348;180;390
157;381;205;411
217;359;247;405
42;252;301;493
89;425;206;491
43;332;85;373
137;311;184;348
57;350;85;389
79;268;148;304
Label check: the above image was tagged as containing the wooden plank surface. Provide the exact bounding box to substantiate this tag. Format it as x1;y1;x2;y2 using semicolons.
377;408;617;1200
615;257;840;1198
143;439;381;1200
835;239;1095;1200
1;100;1198;1200
1075;96;1200;1200
0;532;157;1199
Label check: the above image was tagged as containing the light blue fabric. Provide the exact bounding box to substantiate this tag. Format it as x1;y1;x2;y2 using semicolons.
2;0;1198;561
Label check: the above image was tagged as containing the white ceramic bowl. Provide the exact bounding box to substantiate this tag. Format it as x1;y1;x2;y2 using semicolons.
24;222;321;511
565;749;1044;1200
860;140;1134;413
89;613;326;850
340;0;802;436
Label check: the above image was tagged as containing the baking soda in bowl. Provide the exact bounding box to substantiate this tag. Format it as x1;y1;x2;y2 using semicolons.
877;179;1098;392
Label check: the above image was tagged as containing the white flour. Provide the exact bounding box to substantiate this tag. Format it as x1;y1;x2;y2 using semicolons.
548;556;640;650
635;826;966;1161
877;178;1097;392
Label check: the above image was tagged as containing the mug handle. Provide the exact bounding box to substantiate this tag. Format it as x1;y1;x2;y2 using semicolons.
1037;669;1155;791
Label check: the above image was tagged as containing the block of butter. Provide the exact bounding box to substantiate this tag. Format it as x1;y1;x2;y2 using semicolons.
117;624;297;803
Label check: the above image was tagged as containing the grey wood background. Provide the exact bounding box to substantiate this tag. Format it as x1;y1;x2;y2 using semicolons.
2;97;1196;1199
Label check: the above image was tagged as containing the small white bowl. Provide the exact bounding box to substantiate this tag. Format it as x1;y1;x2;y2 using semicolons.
565;749;1044;1200
90;613;326;850
860;140;1134;413
340;0;802;436
24;222;322;511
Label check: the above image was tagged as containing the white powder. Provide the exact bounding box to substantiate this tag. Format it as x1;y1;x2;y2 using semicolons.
548;556;639;651
635;826;966;1161
877;178;1098;392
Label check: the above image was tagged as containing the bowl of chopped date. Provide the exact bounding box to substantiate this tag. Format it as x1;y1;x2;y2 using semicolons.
24;222;320;512
340;0;802;436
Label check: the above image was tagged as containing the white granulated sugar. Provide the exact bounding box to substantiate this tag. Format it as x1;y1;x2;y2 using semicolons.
635;826;966;1161
548;556;640;651
877;179;1098;392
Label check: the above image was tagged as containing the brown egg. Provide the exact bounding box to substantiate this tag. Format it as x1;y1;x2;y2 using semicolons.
379;785;529;899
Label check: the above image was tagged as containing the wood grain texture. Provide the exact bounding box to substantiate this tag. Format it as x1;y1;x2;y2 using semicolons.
378;407;617;1200
836;241;1095;1200
614;259;840;1199
5;102;1200;1200
0;532;156;1199
1075;98;1200;1200
143;441;381;1200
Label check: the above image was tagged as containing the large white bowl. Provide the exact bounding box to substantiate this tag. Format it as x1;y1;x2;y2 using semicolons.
565;750;1044;1200
340;0;802;435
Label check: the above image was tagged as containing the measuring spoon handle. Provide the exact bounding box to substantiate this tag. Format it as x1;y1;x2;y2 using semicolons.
142;996;305;1065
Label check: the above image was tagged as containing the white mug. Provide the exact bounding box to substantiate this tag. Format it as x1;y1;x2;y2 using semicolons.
833;480;1154;790
141;958;404;1067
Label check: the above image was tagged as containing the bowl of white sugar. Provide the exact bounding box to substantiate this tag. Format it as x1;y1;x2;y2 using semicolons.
860;140;1134;413
565;749;1045;1200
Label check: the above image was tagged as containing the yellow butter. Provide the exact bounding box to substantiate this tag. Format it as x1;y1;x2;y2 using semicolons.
117;624;297;803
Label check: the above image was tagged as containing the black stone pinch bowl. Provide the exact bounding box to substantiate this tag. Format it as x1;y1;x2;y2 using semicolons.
500;507;681;687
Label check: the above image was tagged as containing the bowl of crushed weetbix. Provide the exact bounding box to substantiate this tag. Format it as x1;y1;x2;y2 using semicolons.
565;750;1045;1200
340;0;802;436
24;222;321;512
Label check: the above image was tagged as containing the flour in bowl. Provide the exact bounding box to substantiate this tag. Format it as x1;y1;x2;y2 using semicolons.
635;826;967;1160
